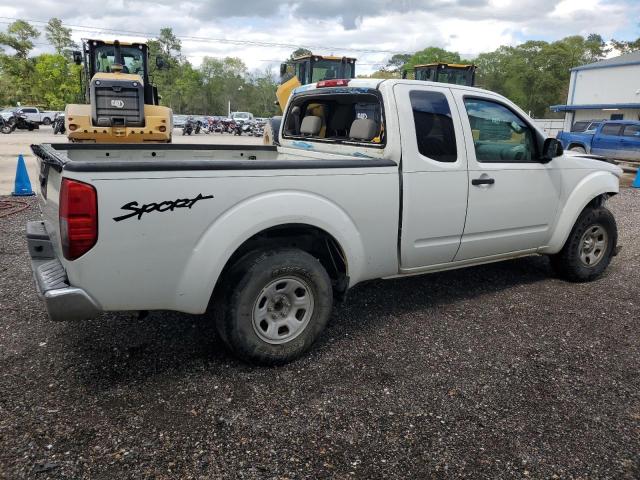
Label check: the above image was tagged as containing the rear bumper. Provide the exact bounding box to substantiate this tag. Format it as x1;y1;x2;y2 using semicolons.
27;221;100;322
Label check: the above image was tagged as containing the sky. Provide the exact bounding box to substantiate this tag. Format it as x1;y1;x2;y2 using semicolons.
0;0;638;75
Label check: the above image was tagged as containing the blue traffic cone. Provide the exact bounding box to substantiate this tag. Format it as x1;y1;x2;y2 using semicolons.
12;154;35;196
633;168;640;189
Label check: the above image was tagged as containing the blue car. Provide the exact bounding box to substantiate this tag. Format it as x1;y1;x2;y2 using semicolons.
557;120;640;161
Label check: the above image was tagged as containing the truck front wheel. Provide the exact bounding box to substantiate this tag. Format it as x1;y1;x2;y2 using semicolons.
569;145;586;153
550;206;617;282
214;248;333;365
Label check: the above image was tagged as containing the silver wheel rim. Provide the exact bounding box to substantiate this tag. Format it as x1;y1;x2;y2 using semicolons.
579;224;608;267
252;276;315;345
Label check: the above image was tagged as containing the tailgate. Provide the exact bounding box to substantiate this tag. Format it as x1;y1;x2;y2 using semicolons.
31;144;65;257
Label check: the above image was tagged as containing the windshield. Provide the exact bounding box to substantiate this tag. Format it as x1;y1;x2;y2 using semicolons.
311;60;345;83
94;45;145;75
420;67;470;85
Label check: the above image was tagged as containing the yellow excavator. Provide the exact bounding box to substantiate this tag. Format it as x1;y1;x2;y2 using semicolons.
66;39;172;143
264;53;357;145
403;63;477;87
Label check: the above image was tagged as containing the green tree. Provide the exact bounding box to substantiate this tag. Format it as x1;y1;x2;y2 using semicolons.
0;19;39;59
358;68;400;79
289;48;312;60
45;18;76;57
474;35;609;117
610;37;640;54
0;20;40;104
31;53;82;109
148;28;186;111
406;47;462;70
385;53;411;73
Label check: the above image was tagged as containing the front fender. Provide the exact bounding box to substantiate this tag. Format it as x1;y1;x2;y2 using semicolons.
174;190;366;314
541;171;619;254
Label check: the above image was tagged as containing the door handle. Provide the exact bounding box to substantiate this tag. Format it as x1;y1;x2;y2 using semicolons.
472;177;495;186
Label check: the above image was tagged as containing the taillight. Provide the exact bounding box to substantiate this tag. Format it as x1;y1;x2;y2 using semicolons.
59;178;98;260
316;79;350;88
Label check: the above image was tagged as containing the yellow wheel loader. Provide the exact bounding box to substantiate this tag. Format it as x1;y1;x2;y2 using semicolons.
402;63;477;87
263;54;357;145
66;39;172;143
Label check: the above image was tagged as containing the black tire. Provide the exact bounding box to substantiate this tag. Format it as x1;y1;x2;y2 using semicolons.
550;206;617;282
1;125;11;134
42;117;51;126
214;248;333;365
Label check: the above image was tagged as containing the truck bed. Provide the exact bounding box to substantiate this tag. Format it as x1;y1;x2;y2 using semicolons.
30;142;399;316
32;143;394;172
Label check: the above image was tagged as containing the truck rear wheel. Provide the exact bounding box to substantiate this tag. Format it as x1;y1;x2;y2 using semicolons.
42;117;51;126
214;248;333;365
550;206;617;282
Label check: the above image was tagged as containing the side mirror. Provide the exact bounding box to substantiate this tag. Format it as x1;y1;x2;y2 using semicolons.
280;63;288;77
72;50;82;65
541;137;563;163
156;56;167;69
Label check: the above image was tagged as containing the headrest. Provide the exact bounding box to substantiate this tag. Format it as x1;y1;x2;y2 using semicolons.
300;116;322;135
349;118;377;141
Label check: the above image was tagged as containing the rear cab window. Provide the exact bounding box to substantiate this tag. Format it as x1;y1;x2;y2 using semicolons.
282;86;386;151
409;90;457;162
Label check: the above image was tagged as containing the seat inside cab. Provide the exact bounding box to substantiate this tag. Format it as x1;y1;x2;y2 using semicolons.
283;91;385;145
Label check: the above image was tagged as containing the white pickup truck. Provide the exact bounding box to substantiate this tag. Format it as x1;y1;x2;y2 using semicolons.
28;79;622;364
1;106;57;125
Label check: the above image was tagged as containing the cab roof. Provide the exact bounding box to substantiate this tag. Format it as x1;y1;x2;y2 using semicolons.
291;54;357;62
84;39;146;48
413;63;476;69
292;78;495;96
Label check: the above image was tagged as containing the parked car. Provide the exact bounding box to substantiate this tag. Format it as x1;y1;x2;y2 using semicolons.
172;114;188;128
557;120;640;161
0;106;56;125
28;78;622;364
231;111;254;123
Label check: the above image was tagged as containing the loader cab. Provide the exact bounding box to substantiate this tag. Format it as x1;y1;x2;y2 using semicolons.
287;55;356;85
405;63;477;87
67;38;172;143
80;40;159;106
276;55;357;112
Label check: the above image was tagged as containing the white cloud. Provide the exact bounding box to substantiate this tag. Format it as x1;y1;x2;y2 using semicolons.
0;0;638;75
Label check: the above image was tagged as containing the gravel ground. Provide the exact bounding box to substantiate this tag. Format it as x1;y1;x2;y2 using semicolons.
1;191;639;479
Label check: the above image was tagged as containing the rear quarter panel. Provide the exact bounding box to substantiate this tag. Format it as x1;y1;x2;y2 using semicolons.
62;166;399;314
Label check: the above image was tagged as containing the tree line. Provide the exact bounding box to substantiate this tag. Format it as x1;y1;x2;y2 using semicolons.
0;20;280;116
1;18;639;118
367;35;639;118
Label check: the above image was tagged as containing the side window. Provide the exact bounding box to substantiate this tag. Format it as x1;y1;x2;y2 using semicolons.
409;90;457;162
623;125;640;137
464;98;537;163
601;124;622;136
25;108;37;113
571;121;589;132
